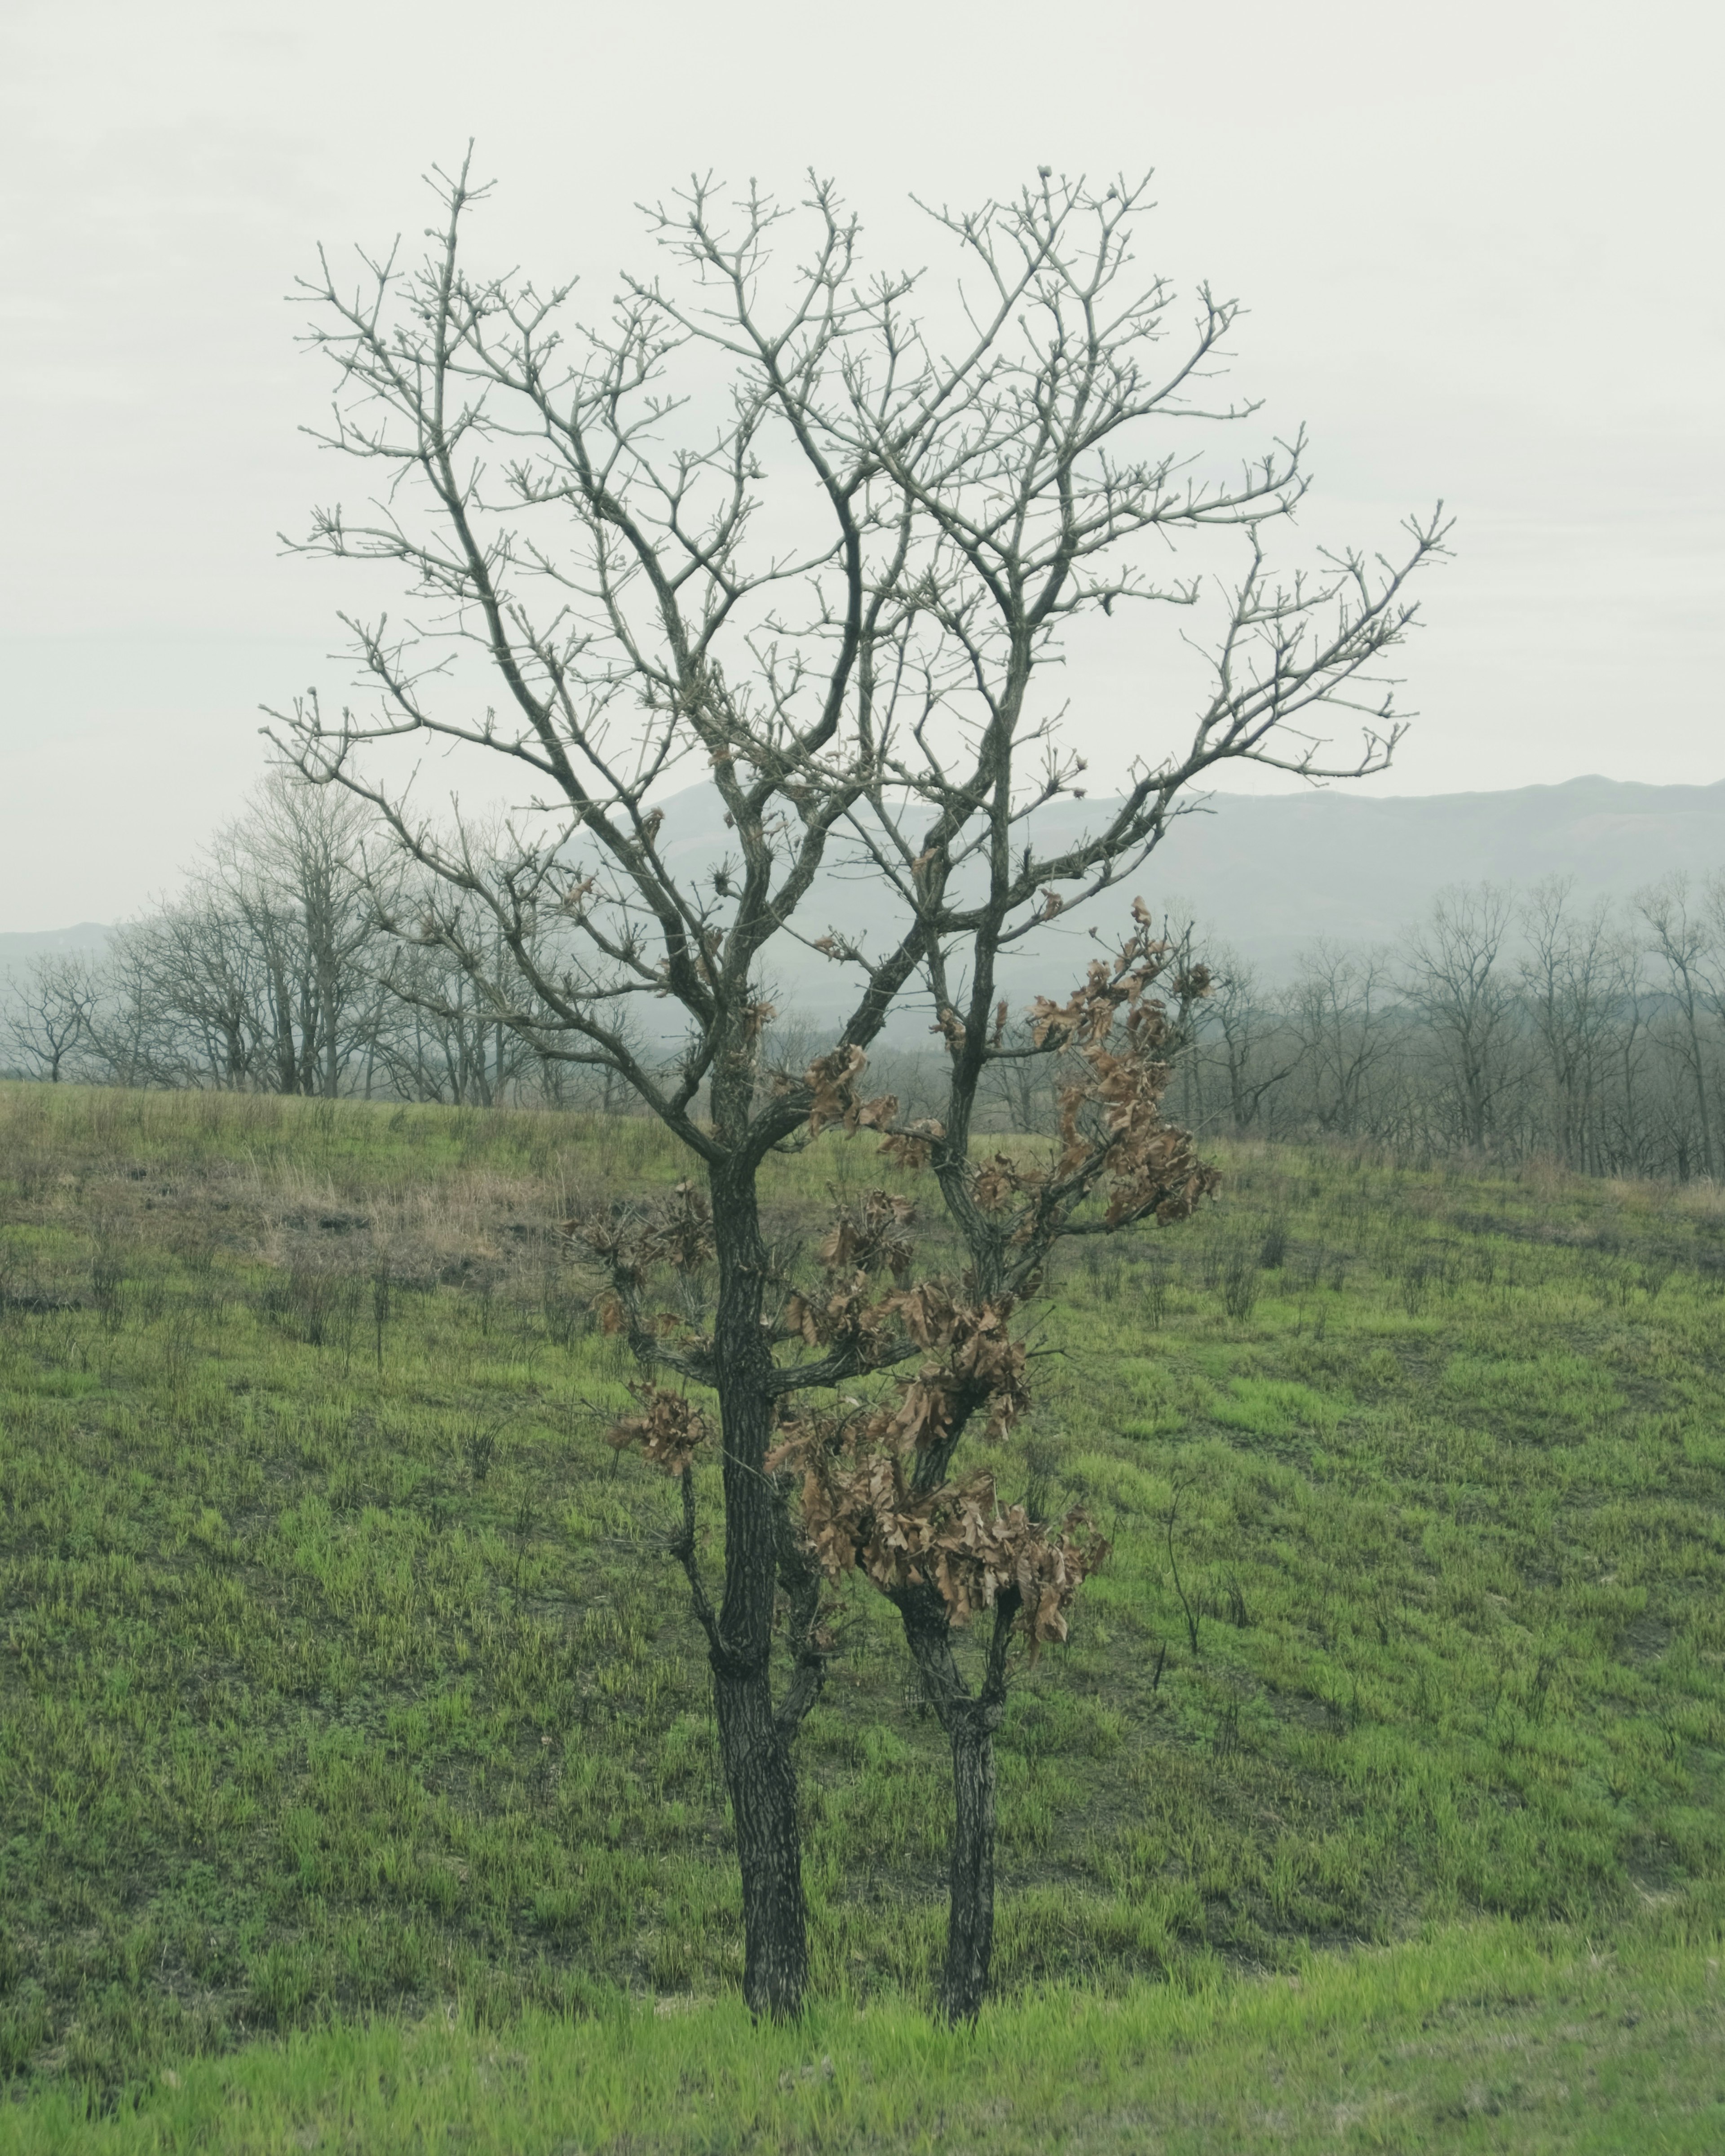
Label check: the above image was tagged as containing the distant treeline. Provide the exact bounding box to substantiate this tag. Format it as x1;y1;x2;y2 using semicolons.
1154;877;1725;1181
0;777;589;1111
9;775;1725;1182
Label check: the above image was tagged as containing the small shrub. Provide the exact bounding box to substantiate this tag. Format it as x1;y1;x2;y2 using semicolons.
1221;1254;1259;1322
464;1423;499;1484
91;1247;124;1330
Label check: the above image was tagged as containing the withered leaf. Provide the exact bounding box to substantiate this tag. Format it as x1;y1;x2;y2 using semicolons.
605;1384;708;1477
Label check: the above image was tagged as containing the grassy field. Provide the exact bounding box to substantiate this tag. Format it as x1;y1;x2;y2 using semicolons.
2;1080;1724;2146
7;1911;1725;2153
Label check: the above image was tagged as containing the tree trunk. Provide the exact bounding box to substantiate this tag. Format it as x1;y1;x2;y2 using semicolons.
896;1582;1013;2022
711;1657;809;2018
707;1149;809;2019
942;1693;1004;2022
1685;1003;1715;1179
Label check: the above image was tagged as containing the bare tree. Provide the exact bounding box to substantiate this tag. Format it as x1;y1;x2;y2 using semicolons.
84;926;175;1089
372;859;552;1105
1518;879;1620;1173
2;951;99;1081
1636;874;1722;1180
1599;939;1660;1175
1289;942;1402;1137
1192;946;1301;1132
99;894;274;1090
68;775;393;1097
273;158;1444;2017
1402;885;1519;1151
208;773;388;1098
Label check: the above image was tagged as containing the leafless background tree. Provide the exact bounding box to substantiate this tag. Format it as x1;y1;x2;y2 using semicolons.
1401;884;1520;1152
2;951;98;1083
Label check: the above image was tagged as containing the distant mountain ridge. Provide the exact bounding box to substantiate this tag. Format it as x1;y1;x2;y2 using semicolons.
1137;773;1725;975
8;777;1725;1016
645;772;1725;1004
0;923;114;964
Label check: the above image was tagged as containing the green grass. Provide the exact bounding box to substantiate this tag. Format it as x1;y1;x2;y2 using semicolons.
5;1904;1725;2152
3;1082;1725;2143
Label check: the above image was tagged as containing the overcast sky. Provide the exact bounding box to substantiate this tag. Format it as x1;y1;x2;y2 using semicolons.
1;0;1719;930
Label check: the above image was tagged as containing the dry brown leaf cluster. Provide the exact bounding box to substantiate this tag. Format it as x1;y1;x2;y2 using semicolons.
1027;904;1202;1053
780;1270;1028;1448
783;1273;897;1363
638;1181;717;1273
876;1122;946;1173
801;1046;870;1137
605;1382;708;1476
873;1287;1030;1450
1014;912;1220;1231
793;1047;942;1167
768;1417;1105;1651
565;1178;715;1291
816;1189;916;1278
969;1153;1039;1214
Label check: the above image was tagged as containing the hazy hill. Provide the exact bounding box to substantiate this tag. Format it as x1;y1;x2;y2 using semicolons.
0;923;115;966
8;777;1725;1022
1138;773;1725;975
645;771;1725;1015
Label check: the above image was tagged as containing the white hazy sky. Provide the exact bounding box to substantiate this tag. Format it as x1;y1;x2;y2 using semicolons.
1;0;1720;930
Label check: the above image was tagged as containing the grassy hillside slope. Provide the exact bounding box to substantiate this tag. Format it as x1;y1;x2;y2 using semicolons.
2;1084;1723;2143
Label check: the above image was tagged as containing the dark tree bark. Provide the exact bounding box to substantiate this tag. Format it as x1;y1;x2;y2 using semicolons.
707;1151;811;2016
895;1583;1014;2020
710;1658;809;2016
